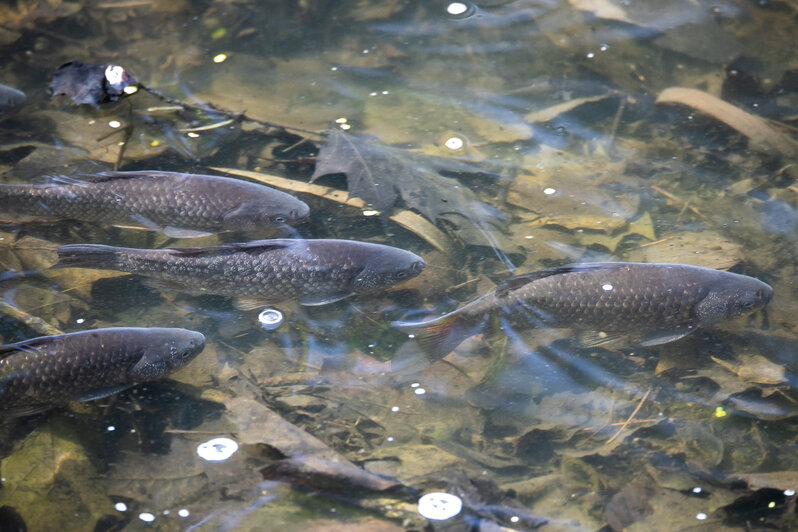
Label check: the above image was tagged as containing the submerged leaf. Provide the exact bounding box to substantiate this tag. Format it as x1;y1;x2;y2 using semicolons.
51;61;137;108
311;131;516;252
656;87;798;158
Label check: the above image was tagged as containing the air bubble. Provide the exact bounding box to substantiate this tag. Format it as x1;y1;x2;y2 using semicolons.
196;437;239;462
258;308;284;330
114;502;127;512
418;492;463;520
139;512;155;523
444;136;465;150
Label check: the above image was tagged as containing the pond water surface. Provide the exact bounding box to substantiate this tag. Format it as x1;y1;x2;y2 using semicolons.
1;1;797;531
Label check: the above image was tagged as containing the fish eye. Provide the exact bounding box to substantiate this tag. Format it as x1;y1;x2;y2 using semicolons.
395;271;407;279
742;300;755;309
272;215;287;223
181;350;193;359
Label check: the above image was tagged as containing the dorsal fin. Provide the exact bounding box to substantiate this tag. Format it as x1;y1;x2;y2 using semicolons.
495;263;624;297
0;335;60;359
42;170;187;186
169;239;296;257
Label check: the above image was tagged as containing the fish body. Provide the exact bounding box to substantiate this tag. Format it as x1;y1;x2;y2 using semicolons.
0;171;309;237
394;262;773;357
55;239;426;308
0;327;205;417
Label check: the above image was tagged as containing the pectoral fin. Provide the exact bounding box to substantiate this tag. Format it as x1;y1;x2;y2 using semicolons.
298;292;351;306
640;326;696;346
163;226;215;239
3;404;54;417
575;330;630;348
73;384;132;402
233;297;278;311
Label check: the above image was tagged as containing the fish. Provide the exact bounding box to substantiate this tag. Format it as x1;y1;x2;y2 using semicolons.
0;83;26;119
393;262;773;358
0;170;309;238
0;327;205;417
55;239;426;309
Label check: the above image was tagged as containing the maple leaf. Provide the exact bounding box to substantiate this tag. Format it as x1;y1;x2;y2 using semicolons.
311;131;517;257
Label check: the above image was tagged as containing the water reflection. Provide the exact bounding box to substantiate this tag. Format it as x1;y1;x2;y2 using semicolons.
1;0;797;530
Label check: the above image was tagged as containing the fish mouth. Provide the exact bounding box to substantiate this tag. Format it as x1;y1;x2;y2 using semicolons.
410;260;425;274
292;202;310;220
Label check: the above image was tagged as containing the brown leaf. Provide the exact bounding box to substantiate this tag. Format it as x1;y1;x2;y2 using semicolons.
656;87;798;158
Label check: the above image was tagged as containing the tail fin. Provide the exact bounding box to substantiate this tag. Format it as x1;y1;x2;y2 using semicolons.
54;244;120;270
392;310;487;360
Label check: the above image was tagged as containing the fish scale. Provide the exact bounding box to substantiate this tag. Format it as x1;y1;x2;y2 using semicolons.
56;239;426;308
394;262;773;358
0;327;205;417
0;170;309;236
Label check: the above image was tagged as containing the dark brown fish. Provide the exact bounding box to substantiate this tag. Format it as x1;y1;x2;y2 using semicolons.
0;171;309;237
0;327;205;417
55;239;426;309
394;262;773;358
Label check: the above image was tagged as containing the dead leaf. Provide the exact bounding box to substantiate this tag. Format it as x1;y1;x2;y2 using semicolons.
656;87;798;159
711;354;787;385
569;0;632;23
626;231;744;270
311;131;518;252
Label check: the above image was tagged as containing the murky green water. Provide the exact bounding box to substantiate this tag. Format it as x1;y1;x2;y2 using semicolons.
1;0;798;530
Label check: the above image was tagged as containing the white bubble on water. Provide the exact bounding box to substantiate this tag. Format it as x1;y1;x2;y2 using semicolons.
418;492;463;520
139;512;155;523
197;437;239;462
114;502;127;512
447;2;468;16
178;509;190;518
444;136;465;150
258;308;284;330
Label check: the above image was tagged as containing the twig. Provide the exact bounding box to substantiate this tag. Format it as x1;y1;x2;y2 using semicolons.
0;300;63;336
605;387;652;445
650;185;706;220
607;98;626;154
627;235;676;250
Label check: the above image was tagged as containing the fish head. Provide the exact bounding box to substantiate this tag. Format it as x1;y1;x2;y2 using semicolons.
349;247;426;293
127;328;206;381
221;197;310;230
693;275;773;324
